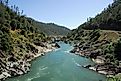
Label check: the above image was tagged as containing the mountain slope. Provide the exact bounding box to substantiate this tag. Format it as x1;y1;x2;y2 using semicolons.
67;0;121;77
79;0;121;30
28;18;70;36
0;1;61;80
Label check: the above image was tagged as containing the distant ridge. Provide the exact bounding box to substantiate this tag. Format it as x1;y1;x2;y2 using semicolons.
27;18;71;36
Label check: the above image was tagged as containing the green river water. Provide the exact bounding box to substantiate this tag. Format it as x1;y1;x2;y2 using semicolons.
5;42;106;81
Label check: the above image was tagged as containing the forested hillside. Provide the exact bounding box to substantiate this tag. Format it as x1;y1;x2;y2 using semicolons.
0;0;46;57
30;19;70;36
0;0;65;80
79;0;121;30
67;0;121;80
0;0;70;56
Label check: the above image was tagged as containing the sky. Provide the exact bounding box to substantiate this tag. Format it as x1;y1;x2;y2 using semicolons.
9;0;113;29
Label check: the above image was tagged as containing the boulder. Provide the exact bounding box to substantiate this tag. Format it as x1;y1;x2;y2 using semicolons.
83;65;92;68
55;43;60;48
70;48;77;53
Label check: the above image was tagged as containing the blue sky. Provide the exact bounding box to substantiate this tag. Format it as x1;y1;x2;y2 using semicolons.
9;0;113;29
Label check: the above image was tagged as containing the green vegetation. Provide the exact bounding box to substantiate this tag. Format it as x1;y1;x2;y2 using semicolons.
0;0;45;56
0;0;70;79
68;0;121;65
107;73;121;81
0;0;70;57
31;20;70;36
68;0;121;80
78;0;121;31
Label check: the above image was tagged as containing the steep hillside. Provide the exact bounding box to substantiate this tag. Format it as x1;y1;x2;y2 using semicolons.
0;0;61;80
67;0;121;78
0;1;46;56
68;29;121;75
78;0;121;30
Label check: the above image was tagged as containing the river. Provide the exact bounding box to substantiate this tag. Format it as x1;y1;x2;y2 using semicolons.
5;42;106;81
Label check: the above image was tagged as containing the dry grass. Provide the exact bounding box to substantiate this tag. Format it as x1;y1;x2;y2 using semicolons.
84;30;120;42
98;31;119;42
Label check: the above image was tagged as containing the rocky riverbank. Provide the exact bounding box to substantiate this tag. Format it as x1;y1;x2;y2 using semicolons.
68;30;121;77
70;42;121;76
0;42;60;81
